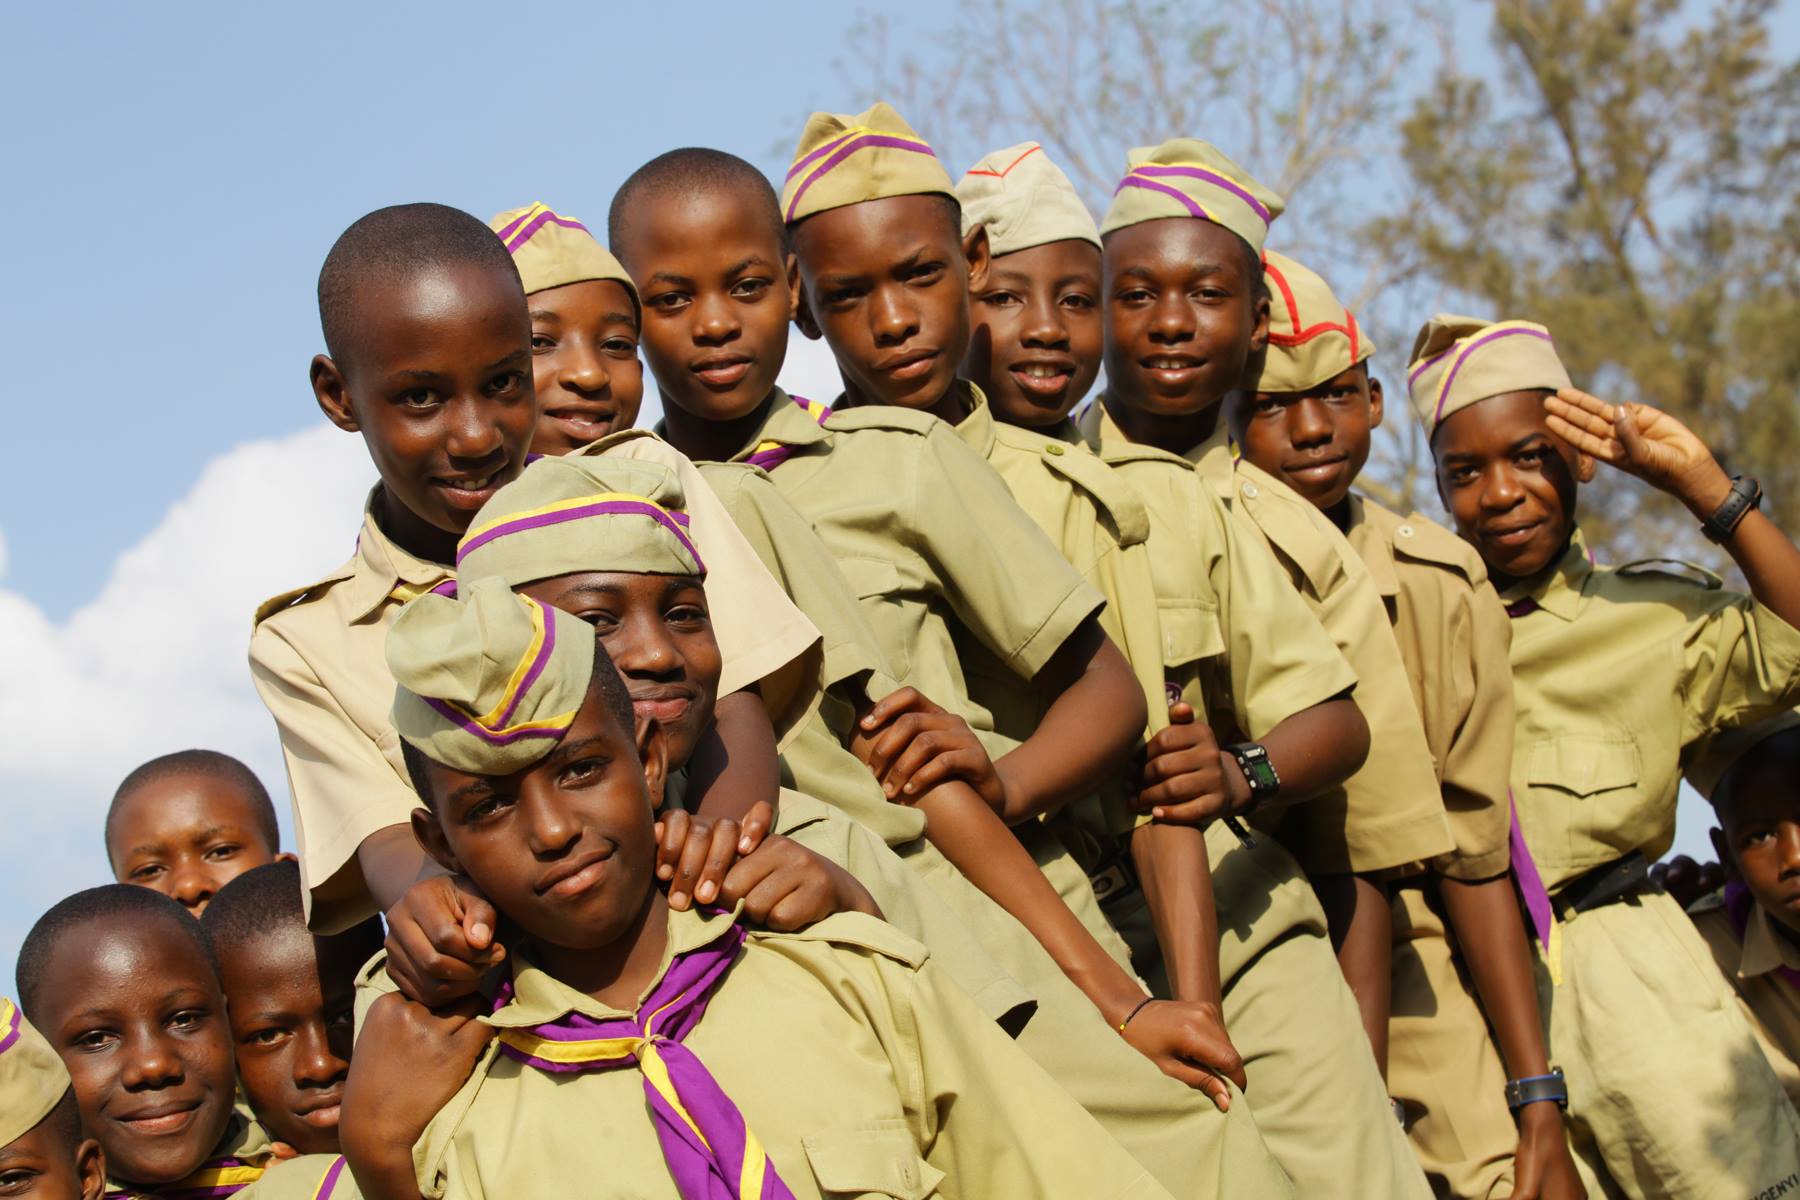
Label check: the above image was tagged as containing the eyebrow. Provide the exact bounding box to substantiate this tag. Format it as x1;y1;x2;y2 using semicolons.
544;734;615;769
647;270;695;287
661;576;707;602
528;308;563;323
486;349;530;372
726;256;776;276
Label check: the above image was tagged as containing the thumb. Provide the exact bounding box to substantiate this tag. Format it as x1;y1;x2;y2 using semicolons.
458;890;499;954
1168;701;1196;725
1614;404;1651;463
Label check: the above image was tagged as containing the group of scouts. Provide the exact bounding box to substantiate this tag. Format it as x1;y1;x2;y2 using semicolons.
6;101;1800;1200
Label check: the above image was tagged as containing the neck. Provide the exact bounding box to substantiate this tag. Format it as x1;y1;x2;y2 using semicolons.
1491;530;1575;595
661;393;782;464
1324;495;1353;531
1102;390;1221;455
373;487;459;566
841;379;967;425
534;888;672;1010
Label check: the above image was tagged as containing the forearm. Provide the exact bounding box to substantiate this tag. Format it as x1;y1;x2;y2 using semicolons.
1250;696;1369;806
686;688;781;822
1315;873;1393;1077
1719;509;1800;630
1439;874;1552;1080
344;1149;426;1200
1130;821;1221;1005
358;824;446;915
996;626;1147;824
915;781;1146;1024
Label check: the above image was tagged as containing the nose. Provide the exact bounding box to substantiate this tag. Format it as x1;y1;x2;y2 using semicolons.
869;285;919;347
291;1024;349;1090
1148;294;1194;344
119;1028;185;1092
1289;397;1335;449
166;864;215;915
522;784;583;858
694;292;742;347
609;612;683;680
557;341;611;398
445;396;505;462
1777;823;1800;877
1020;292;1068;350
1479;462;1527;513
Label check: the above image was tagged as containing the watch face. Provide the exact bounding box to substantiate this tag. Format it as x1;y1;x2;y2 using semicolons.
1245;758;1279;789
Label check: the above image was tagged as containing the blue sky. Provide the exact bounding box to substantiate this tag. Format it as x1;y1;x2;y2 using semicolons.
0;1;1769;972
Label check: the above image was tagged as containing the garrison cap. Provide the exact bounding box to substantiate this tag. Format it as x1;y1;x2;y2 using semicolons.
1255;250;1375;394
955;142;1100;254
781;102;955;225
1100;139;1283;256
489;202;639;305
1406;314;1572;431
0;997;69;1148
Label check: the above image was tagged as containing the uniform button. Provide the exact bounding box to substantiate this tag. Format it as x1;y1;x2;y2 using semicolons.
1242;482;1259;498
1046;443;1065;456
1398;524;1415;537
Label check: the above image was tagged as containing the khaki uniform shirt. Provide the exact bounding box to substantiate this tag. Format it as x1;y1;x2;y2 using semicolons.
249;432;822;932
1689;891;1800;1108
410;907;1174;1200
1171;415;1453;875
1344;497;1514;881
1502;534;1800;891
251;1155;358;1199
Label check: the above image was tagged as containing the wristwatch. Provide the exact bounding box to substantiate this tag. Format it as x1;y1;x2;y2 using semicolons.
1505;1067;1569;1113
1700;474;1762;543
1222;742;1280;813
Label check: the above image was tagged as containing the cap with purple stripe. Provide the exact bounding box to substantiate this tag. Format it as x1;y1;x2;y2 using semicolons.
388;577;597;776
0;996;70;1147
781;102;956;225
488;202;639;303
1405;314;1571;430
1100;138;1285;255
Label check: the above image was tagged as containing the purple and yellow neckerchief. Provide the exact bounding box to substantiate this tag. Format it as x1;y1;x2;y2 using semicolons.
494;921;795;1200
745;396;832;472
1726;880;1800;995
103;1157;266;1199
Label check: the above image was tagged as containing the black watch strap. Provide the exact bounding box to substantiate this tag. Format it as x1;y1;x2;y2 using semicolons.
1701;474;1762;543
1223;742;1281;808
1505;1067;1568;1112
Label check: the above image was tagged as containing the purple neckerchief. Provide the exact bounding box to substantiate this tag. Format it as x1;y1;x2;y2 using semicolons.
1725;880;1800;994
744;396;831;472
494;921;795;1200
1509;793;1555;949
1505;597;1540;619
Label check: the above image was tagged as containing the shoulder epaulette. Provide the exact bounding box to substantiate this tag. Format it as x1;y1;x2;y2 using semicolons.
822;405;940;436
1390;511;1489;586
748;910;929;969
252;566;354;627
1615;557;1724;590
1035;440;1151;547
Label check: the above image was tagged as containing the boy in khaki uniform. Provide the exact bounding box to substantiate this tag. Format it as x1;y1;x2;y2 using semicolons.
1685;713;1800;1110
341;579;1181;1200
0;997;105;1200
1075;138;1433;1198
1229;253;1584;1197
1412;313;1800;1196
611;133;1297;1195
1080;140;1455;1083
249;203;824;943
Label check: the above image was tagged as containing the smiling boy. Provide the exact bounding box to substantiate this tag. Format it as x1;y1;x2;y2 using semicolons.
339;578;1183;1200
1412;313;1800;1195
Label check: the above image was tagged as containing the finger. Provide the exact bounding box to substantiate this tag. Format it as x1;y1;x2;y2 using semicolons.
690;819;745;907
888;732;960;797
1543;413;1623;462
656;810;692;881
735;867;803;928
1148;1054;1223;1104
865;713;934;780
1146;797;1224;825
765;877;835;930
859;687;924;731
386;924;483;993
1139;747;1212;786
718;848;779;909
1613;403;1652;461
454;887;500;956
737;801;774;854
670;818;733;909
1552;386;1615;423
1167;701;1195;724
902;747;986;797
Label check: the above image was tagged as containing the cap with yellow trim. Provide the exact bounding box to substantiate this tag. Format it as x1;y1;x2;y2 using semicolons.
489;202;639;305
1406;314;1572;432
1099;139;1284;256
388;577;596;776
1254;251;1375;394
954;142;1099;255
781;102;956;225
0;997;70;1148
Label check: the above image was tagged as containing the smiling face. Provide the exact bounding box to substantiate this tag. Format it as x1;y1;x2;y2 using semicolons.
1715;731;1800;937
616;186;795;425
411;682;667;959
216;929;356;1156
1102;218;1269;429
107;782;280;916
527;280;644;454
1431;390;1592;584
792;194;986;419
37;920;233;1187
963;239;1104;428
1229;364;1381;512
311;262;537;555
518;572;720;771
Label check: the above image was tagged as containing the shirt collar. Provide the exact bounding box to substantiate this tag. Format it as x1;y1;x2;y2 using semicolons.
1343;495;1400;599
727;388;834;461
1495;528;1593;623
951;385;997;459
489;904;742;1028
346;488;455;623
1076;395;1193;469
1739;900;1800;980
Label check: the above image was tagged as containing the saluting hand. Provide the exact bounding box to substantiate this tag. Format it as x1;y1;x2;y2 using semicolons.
856;687;1010;817
1544;388;1733;516
1117;997;1247;1113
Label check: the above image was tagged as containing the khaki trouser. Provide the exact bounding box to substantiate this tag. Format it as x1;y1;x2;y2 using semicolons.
1539;889;1800;1199
1106;826;1433;1200
1389;886;1519;1198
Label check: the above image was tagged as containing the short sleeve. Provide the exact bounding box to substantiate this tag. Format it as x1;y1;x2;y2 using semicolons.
1679;593;1800;748
1433;583;1515;881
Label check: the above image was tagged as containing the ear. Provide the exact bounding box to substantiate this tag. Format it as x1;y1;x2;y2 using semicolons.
785;253;802;322
411;807;464;878
962;223;991;292
1248;285;1272;354
792;279;824;341
275;851;299;865
634;712;670;813
1575;448;1597;484
312;355;361;433
77;1137;106;1200
1367;374;1385;431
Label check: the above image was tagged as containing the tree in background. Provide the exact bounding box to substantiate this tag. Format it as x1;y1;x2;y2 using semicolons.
848;0;1799;561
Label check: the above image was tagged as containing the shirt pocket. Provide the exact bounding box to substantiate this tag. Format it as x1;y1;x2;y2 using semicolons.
1157;599;1226;670
802;1120;944;1199
1524;733;1644;859
837;556;912;680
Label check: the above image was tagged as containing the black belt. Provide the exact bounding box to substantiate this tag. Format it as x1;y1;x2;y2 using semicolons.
1551;851;1649;919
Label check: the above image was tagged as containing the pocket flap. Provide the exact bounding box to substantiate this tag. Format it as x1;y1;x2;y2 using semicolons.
803;1122;943;1199
1526;735;1640;797
838;556;904;600
1157;601;1225;669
